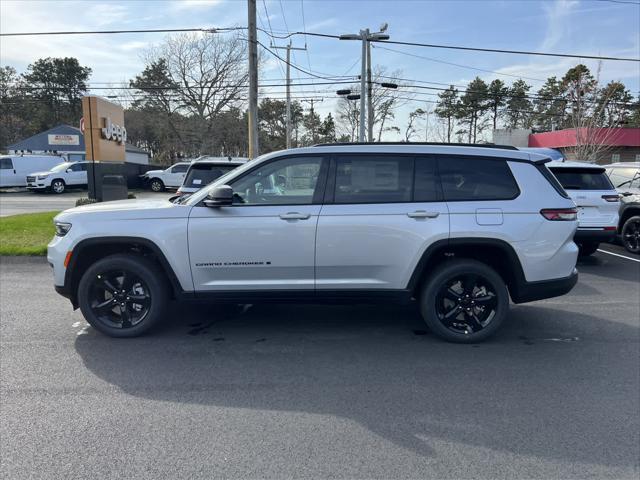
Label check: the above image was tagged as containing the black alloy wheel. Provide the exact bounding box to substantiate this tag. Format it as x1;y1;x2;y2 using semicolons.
420;259;509;343
78;254;169;337
435;274;498;335
88;270;151;329
622;216;640;254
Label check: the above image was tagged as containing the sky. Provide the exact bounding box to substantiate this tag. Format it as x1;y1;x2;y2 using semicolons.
1;0;639;140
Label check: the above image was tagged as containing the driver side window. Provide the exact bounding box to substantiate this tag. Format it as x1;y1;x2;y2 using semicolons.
229;156;324;205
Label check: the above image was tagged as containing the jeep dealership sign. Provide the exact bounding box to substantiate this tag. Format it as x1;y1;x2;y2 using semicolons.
81;96;126;162
101;117;127;144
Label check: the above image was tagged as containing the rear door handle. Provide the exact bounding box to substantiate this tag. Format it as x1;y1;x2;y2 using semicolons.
407;210;439;219
279;212;311;220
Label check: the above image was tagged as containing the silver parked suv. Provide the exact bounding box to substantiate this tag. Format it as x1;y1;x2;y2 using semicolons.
48;144;579;343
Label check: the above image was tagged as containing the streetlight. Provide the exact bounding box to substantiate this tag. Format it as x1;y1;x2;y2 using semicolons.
339;26;389;142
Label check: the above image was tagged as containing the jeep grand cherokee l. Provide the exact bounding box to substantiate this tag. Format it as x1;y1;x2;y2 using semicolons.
48;144;579;343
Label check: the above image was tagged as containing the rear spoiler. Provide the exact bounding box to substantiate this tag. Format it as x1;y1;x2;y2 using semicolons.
532;155;552;165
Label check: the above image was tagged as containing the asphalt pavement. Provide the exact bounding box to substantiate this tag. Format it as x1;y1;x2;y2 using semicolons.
0;189;172;216
0;248;638;479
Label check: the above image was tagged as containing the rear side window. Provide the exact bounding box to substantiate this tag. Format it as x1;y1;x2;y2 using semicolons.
334;156;412;203
437;157;519;201
171;164;189;173
607;167;640;190
185;164;238;187
0;157;13;169
549;167;614;191
414;157;440;202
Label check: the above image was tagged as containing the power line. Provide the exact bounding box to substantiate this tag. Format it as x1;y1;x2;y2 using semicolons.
0;27;244;37
373;44;547;83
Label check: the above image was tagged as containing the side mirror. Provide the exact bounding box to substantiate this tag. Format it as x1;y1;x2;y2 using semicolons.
66;168;73;173
203;185;233;207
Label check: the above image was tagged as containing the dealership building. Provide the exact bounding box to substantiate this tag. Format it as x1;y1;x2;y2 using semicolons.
494;127;640;164
6;124;150;164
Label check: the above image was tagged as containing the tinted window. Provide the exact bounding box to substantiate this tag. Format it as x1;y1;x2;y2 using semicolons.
0;158;13;170
334;156;412;203
69;163;84;172
438;157;519;201
230;156;324;205
414;158;440;202
171;164;189;173
185;164;239;188
549;167;614;190
607;167;640;190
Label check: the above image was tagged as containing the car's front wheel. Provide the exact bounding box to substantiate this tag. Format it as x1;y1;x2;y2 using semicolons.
77;254;169;337
419;259;509;343
621;215;640;254
149;178;164;192
577;242;599;257
50;179;65;194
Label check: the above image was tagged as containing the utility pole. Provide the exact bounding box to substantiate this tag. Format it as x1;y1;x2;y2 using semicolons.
273;42;306;149
339;25;389;143
247;0;259;158
366;40;373;142
302;98;323;143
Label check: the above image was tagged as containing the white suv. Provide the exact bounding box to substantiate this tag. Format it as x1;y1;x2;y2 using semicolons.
48;144;579;343
142;162;191;192
27;161;89;194
547;161;619;256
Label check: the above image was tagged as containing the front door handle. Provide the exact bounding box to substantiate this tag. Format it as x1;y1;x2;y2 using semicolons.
407;210;439;219
279;212;311;220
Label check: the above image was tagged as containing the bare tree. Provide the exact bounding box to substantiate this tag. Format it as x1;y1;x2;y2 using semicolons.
404;108;426;141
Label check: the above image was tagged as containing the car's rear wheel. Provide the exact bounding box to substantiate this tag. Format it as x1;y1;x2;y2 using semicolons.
577;241;599;257
419;259;509;343
150;178;164;192
77;254;169;337
621;216;640;254
51;179;65;194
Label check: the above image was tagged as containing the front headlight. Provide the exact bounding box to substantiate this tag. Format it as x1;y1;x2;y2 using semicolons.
37;174;49;180
54;221;72;237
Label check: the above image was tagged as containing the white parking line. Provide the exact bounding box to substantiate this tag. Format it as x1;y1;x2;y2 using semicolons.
597;249;640;263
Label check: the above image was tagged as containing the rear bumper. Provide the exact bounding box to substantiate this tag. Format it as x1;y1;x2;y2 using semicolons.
574;228;616;242
511;268;578;304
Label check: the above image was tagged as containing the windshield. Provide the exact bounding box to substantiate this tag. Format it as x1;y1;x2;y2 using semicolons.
607;167;640;190
549;167;614;191
50;162;74;173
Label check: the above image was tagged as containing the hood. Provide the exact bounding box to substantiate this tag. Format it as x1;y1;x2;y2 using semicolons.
29;171;52;176
55;198;189;223
142;170;163;176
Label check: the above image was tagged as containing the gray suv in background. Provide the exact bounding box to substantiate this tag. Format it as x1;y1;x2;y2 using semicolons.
604;162;640;254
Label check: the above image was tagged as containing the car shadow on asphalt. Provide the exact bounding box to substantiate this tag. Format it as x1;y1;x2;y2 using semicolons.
74;302;639;469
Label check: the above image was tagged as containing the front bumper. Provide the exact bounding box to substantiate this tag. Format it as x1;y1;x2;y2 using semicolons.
510;268;578;304
574;228;616;242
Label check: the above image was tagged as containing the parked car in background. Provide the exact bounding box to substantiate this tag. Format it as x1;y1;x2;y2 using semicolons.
26;161;89;194
0;155;65;188
141;162;191;192
548;161;619;256
604;162;640;254
176;157;248;198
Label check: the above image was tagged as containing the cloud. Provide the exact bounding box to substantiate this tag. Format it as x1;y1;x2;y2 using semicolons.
539;0;579;51
170;0;223;11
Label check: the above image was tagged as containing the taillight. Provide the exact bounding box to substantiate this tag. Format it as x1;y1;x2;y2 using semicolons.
601;194;620;202
540;208;578;221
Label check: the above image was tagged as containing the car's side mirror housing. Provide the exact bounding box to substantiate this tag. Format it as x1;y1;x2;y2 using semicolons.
203;185;233;207
66;168;73;173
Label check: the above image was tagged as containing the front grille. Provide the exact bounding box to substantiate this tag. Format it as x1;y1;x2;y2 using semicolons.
26;176;36;182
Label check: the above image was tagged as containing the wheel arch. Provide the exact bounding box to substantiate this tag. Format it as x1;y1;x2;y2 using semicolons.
619;207;640;233
406;238;528;302
64;236;183;307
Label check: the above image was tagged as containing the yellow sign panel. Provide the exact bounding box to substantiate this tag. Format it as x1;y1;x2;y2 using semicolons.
81;96;126;163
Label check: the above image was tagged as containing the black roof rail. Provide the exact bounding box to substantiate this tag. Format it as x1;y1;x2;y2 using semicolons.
311;142;519;151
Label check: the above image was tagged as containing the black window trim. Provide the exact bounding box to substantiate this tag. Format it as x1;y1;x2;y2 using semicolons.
196;153;330;208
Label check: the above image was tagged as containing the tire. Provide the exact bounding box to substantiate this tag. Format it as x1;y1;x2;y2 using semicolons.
419;259;509;343
621;216;640;254
77;254;170;338
50;179;66;194
149;178;164;192
577;242;599;257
